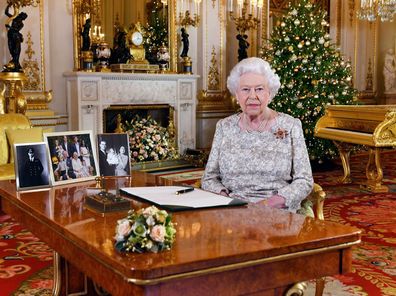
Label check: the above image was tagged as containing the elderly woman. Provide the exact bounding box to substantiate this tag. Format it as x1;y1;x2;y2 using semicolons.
201;57;313;213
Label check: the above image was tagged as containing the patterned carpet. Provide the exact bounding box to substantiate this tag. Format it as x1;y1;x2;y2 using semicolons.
0;214;53;296
1;151;396;295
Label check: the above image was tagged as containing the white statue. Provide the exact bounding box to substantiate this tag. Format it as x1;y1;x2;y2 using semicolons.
383;48;396;92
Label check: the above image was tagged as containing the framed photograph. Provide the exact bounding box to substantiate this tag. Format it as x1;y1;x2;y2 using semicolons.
97;133;131;177
14;142;51;191
44;130;99;185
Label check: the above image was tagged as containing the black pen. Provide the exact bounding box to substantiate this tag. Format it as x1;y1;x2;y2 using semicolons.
175;187;194;195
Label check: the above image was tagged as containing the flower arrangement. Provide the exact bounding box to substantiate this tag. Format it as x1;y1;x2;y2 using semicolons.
114;206;177;253
125;115;178;163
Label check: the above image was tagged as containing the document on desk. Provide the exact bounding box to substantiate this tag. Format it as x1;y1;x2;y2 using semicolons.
120;186;247;211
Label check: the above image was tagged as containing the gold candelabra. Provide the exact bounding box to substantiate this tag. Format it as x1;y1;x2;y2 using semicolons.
179;0;201;27
179;10;200;27
6;0;39;8
91;25;105;44
229;1;262;34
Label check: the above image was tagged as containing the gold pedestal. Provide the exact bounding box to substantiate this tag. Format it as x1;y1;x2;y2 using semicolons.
0;72;27;114
181;56;192;74
81;51;94;72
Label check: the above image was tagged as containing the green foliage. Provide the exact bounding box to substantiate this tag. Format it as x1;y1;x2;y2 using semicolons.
262;0;358;162
144;0;168;63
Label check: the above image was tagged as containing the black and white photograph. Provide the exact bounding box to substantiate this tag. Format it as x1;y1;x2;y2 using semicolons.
97;133;131;177
44;130;99;185
14;142;50;191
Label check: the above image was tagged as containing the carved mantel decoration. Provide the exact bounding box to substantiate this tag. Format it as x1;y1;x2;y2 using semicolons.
64;72;199;154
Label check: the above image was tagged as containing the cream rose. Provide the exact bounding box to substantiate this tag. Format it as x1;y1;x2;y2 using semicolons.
150;225;166;243
115;219;131;242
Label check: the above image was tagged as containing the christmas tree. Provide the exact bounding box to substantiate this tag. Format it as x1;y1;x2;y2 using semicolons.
262;0;357;163
144;0;168;64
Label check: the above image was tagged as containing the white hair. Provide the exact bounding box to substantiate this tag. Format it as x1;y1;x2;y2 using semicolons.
227;57;281;101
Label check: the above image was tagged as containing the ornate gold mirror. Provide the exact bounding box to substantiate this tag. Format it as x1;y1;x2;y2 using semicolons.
72;0;177;72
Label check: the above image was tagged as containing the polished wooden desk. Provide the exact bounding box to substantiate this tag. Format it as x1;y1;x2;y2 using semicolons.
0;172;361;296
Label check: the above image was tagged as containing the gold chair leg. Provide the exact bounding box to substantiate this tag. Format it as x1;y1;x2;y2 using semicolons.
52;251;61;296
363;147;388;193
333;141;352;184
285;281;307;296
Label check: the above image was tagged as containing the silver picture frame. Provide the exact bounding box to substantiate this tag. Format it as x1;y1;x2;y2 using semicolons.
97;133;131;177
14;142;51;191
44;130;99;186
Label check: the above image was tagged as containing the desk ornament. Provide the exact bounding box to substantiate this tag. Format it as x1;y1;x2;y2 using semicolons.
114;205;176;253
84;176;130;213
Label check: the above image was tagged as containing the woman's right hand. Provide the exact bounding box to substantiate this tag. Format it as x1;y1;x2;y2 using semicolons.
219;189;229;197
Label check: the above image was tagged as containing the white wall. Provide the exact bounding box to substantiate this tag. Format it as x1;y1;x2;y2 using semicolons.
47;0;74;113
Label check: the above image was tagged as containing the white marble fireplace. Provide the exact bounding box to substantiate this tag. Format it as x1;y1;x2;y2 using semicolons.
64;72;199;154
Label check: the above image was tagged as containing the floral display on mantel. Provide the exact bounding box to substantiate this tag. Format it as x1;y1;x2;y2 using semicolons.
125;115;178;163
114;206;177;253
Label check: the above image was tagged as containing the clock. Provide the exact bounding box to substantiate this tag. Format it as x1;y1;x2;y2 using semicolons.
127;22;148;64
131;31;143;46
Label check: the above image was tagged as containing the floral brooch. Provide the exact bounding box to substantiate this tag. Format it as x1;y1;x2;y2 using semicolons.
274;128;289;139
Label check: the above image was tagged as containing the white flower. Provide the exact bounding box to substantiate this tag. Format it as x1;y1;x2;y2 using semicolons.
145;240;153;249
132;222;147;237
143;206;158;218
146;216;155;226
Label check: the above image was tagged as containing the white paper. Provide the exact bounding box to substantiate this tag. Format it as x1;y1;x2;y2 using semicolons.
120;186;236;208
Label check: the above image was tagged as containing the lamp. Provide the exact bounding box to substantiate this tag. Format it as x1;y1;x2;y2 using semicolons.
357;0;396;22
228;0;264;34
179;0;201;27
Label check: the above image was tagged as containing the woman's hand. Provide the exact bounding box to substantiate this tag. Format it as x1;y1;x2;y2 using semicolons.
263;195;286;209
219;189;229;197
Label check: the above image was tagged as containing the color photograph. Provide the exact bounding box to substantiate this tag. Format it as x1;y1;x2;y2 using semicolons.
44;130;99;185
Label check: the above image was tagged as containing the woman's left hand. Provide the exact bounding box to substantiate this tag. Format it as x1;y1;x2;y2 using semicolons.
265;194;286;209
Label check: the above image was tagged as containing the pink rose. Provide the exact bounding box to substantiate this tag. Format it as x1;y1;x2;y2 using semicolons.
150;225;166;243
115;219;131;242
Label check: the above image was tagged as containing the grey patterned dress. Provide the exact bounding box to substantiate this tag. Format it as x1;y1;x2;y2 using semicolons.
201;112;313;212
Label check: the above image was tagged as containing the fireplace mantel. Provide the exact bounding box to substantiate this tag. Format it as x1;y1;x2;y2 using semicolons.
64;71;199;154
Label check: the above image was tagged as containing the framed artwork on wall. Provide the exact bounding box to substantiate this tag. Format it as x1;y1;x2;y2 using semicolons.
44;130;99;185
97;133;131;177
14;142;51;191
